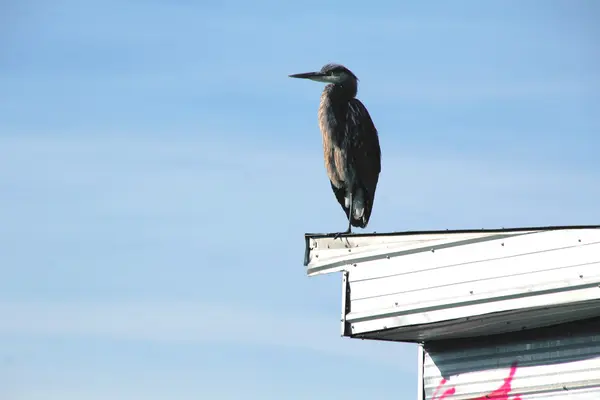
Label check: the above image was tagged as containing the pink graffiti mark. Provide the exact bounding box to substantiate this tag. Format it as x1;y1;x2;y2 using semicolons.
431;362;521;400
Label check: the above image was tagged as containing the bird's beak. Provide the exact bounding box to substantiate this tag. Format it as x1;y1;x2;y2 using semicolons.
288;71;329;83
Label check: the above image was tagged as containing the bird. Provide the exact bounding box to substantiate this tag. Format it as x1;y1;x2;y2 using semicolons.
289;63;381;236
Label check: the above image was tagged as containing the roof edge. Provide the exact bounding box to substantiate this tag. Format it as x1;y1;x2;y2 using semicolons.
304;224;600;240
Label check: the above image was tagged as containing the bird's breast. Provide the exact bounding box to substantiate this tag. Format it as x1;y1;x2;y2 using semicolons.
318;93;353;189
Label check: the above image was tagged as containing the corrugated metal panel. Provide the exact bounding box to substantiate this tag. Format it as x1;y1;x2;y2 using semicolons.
422;318;600;400
310;227;600;341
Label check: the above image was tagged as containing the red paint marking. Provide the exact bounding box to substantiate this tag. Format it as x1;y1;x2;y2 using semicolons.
432;379;447;400
431;379;456;400
431;362;521;400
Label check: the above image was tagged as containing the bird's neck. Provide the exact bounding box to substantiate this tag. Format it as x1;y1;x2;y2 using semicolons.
327;81;357;99
319;83;357;144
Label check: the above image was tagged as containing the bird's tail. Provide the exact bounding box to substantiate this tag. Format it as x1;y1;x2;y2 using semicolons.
350;188;368;228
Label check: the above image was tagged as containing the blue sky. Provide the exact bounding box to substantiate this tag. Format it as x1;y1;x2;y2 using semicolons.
0;0;598;398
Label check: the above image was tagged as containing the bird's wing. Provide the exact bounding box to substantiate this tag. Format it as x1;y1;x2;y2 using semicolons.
346;98;382;223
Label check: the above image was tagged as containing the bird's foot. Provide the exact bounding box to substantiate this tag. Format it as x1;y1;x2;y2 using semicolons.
333;229;351;240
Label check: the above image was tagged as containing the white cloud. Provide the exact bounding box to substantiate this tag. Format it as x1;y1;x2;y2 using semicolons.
1;133;597;234
0;299;414;368
367;78;600;104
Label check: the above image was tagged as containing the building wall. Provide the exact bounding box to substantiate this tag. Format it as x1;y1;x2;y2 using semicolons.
422;318;600;400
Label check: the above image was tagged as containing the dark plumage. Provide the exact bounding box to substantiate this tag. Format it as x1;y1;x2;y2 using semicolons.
289;63;382;235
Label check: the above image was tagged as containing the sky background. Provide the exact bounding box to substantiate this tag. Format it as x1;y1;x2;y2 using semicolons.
0;0;599;399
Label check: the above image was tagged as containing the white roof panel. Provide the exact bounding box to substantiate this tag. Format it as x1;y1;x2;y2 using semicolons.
304;225;600;341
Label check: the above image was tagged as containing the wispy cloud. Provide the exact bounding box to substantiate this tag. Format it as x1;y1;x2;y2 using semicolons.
368;78;600;104
0;299;414;368
1;133;597;235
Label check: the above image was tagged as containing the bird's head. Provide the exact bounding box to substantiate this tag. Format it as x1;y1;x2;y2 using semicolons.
289;63;358;86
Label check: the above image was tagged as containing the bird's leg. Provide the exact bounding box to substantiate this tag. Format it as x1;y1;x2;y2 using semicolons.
346;191;353;234
333;191;353;240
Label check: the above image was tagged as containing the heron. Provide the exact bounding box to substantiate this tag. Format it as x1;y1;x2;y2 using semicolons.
289;63;381;236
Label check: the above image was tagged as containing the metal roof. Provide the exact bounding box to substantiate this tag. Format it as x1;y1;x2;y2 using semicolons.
303;225;600;342
304;225;600;276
